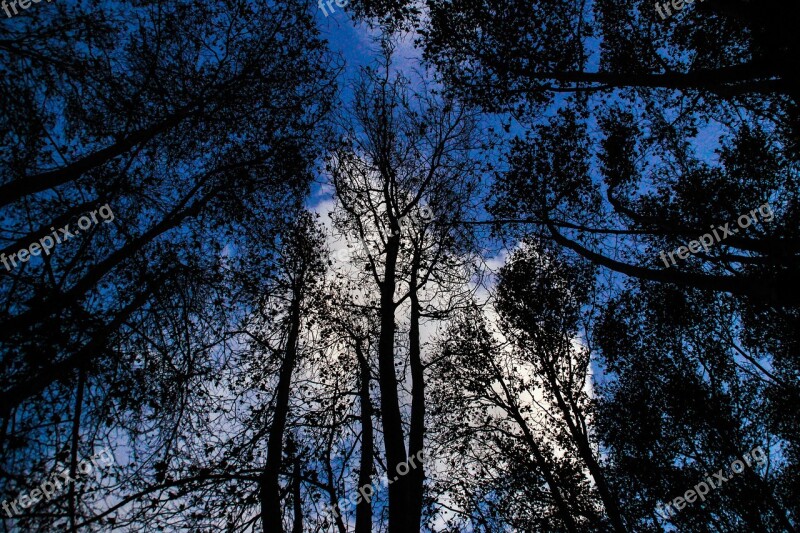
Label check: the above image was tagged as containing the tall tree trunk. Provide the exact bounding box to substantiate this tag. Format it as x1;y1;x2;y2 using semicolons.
0;107;193;209
355;338;374;533
508;403;580;533
489;354;579;533
324;431;347;533
291;451;303;533
407;266;425;531
68;364;86;533
261;295;302;533
542;364;627;532
376;235;409;533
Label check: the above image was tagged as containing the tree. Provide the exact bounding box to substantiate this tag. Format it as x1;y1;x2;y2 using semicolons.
428;240;631;532
0;0;336;529
392;0;800;119
596;280;797;531
0;0;336;416
328;37;486;531
430;304;589;531
259;213;326;533
494;241;627;532
356;0;800;308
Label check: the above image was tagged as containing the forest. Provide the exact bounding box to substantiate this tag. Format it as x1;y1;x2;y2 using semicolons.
0;0;798;531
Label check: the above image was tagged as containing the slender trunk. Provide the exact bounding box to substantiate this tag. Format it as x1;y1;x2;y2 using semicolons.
489;353;579;533
323;431;347;533
291;453;303;533
68;364;86;532
376;235;409;533
407;267;425;531
261;296;303;533
512;407;580;533
0;272;168;417
0;107;192;209
543;364;626;532
355;339;374;533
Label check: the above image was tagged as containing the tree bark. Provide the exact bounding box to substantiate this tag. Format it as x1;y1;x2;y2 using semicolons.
291;451;303;533
261;295;303;533
542;362;627;532
376;233;409;533
407;266;425;531
0;107;193;209
355;338;374;533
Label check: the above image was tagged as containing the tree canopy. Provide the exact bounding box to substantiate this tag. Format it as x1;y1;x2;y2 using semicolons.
1;0;797;531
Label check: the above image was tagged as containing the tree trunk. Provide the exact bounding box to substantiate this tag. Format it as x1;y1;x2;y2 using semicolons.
407;266;425;531
291;452;303;533
355;338;374;533
323;432;347;533
543;364;627;532
376;235;409;533
261;295;302;533
68;364;86;533
0;107;193;209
